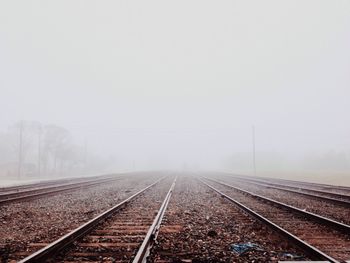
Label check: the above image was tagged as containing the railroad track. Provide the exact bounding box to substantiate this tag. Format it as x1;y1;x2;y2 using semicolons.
0;174;118;194
224;173;350;198
201;177;350;263
217;174;350;208
246;175;350;194
0;180;71;194
0;176;123;205
213;174;350;226
15;176;176;263
149;176;309;262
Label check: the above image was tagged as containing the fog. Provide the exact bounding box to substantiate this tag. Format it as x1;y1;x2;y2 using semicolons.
1;1;350;181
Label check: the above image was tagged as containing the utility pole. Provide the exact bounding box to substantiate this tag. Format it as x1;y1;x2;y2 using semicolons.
252;125;256;176
38;125;42;177
84;139;88;172
18;121;24;180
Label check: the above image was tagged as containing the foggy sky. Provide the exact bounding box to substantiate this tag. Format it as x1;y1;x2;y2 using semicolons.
1;1;350;172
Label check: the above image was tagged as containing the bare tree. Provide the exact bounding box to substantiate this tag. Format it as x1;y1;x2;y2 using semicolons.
1;121;111;179
10;121;37;178
41;125;72;176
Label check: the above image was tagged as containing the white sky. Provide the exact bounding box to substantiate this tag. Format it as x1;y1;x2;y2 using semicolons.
1;1;350;170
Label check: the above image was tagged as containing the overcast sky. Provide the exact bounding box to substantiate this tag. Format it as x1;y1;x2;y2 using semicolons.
1;1;349;171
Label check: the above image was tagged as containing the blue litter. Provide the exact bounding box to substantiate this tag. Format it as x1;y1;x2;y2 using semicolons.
230;242;263;255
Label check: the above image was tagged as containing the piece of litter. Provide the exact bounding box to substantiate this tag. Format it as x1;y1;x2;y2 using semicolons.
281;252;305;260
230;242;263;255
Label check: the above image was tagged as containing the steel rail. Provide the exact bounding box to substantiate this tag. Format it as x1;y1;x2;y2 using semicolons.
221;176;350;207
249;175;350;192
204;177;350;234
0;181;66;193
0;177;122;205
18;176;166;263
221;172;350;192
0;174;121;195
0;174;118;193
224;173;350;199
199;179;340;263
0;178;113;199
262;179;349;201
132;177;177;263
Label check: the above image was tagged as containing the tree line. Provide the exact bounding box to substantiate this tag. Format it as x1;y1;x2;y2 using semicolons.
0;121;106;179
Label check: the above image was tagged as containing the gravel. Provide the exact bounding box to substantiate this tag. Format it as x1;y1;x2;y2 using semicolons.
52;177;175;263
216;176;350;225
207;178;350;262
149;176;306;262
0;172;162;262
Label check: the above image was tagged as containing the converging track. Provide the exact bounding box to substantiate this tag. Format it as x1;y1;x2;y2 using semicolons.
201;177;350;263
3;173;350;263
214;173;350;225
16;176;176;263
149;176;309;262
224;174;350;202
239;175;350;195
0;175;123;205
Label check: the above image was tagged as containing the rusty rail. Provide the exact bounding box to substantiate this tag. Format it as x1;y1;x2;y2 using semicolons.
132;177;177;263
219;175;350;207
0;176;122;205
204;177;350;234
18;176;166;263
199;178;340;263
223;173;350;200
